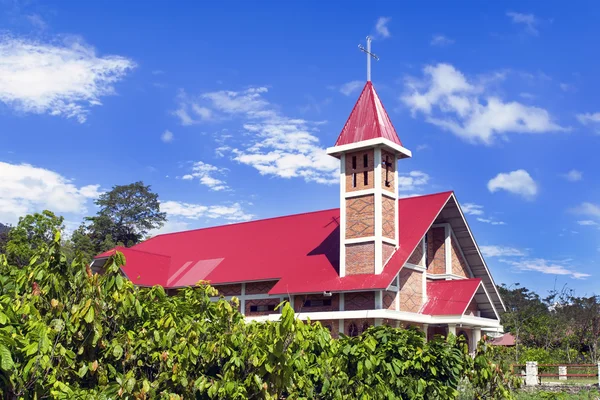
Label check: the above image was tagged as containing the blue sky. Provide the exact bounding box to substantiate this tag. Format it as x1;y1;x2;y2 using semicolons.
1;1;599;296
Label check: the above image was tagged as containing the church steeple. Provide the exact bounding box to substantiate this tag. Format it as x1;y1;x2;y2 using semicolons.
326;39;411;277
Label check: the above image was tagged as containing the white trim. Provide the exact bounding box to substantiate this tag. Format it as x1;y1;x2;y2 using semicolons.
344;237;376;245
327;137;412;159
345;188;376;198
423;323;429;341
451;193;506;311
374;147;383;274
477;281;501;321
394;154;399;243
246;309;503;329
444;224;452;275
375;290;382;309
426;273;468;280
211;293;283;302
339;293;345;311
395;274;400;310
339;153;346;277
450;229;474;278
422;237;426;267
404;263;426;272
382;191;396;200
422;266;427;305
241;283;246;315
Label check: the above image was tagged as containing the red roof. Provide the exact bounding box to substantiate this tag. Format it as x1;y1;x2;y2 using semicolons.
334;81;403;147
489;333;516;346
95;191;453;294
421;279;482;315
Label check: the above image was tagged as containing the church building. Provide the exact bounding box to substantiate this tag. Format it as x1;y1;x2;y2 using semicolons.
93;42;505;349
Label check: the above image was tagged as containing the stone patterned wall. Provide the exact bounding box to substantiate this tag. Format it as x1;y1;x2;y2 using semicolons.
245;281;277;295
345;150;375;192
293;294;340;313
345;195;375;239
214;284;241;296
465;299;479;316
345;242;375;275
381;195;396;240
450;235;471;277
382;290;398;310
382;242;395;266
398;269;423;312
427;227;446;274
381;149;396;194
344;292;375;310
407;239;425;266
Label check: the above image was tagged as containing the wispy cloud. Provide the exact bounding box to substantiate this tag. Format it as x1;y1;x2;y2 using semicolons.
477;218;506;226
561;169;582;182
577;220;598;226
576;112;600;134
339;80;364;96
488;169;538;200
462;203;485;216
571;202;600;219
173;86;339;184
0;161;101;225
480;245;526;258
506;12;540;36
501;258;590;279
397;171;430;197
181;161;228;191
401;64;567;144
0;35;135;123
160;200;253;222
161;130;174;143
430;35;455;46
374;17;391;39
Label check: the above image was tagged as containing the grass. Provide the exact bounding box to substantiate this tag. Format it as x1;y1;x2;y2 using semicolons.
514;389;600;399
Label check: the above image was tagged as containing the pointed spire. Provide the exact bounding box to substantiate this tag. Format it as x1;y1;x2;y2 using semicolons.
334;81;403;147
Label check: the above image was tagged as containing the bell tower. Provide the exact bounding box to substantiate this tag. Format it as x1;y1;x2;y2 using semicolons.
326;37;411;276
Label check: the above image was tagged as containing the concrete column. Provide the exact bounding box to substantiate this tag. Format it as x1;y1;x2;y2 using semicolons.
472;328;482;351
597;362;600;387
558;366;567;381
447;324;456;336
525;361;538;386
423;323;429;342
374;318;383;327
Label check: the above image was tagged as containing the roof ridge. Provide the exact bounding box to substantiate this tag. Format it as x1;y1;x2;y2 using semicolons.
334;81;370;146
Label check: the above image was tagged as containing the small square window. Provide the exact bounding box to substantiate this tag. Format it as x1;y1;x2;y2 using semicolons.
352;156;357;170
363;154;368;168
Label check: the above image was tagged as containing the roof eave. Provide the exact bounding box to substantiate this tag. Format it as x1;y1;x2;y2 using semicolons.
326;137;412;159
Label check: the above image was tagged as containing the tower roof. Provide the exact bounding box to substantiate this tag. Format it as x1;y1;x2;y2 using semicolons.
335;81;403;147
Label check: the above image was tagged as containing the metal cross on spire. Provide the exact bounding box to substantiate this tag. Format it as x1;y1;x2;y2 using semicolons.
358;36;379;82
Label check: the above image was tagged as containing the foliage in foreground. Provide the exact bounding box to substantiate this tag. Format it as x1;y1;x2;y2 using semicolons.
0;234;516;399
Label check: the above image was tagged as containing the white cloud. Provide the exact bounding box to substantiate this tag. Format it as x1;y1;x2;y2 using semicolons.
561;169;582;182
571;202;600;219
181;161;228;191
0;161;101;225
480;245;525;258
576;112;600;134
501;258;590;279
415;144;430;151
397;171;430;196
26;14;47;30
430;35;455;46
401;63;567;144
488;169;538;200
577;220;598;226
506;12;539;36
374;17;391;39
477;217;506;226
462;202;484;216
160;200;253;222
161;130;174;143
175;86;339;185
148;220;190;236
0;35;135;123
339;80;364;96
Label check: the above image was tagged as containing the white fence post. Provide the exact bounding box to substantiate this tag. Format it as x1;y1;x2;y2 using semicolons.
558;365;567;381
525;361;538;386
597;362;600;387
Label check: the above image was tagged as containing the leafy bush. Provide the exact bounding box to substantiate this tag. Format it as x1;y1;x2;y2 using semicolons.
0;233;517;399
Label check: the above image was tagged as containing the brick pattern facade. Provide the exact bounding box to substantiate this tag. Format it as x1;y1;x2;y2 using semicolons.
398;269;423;312
382;290;398;310
214;284;241;296
381;149;396;194
345;242;375;275
465;299;479;316
344;292;375;310
345;150;375;192
450;235;470;277
317;319;340;338
293;294;340;313
345;195;375;239
382;242;395;265
407;239;425;266
381;195;396;239
245;280;277;295
427;227;446;274
344;318;373;336
245;298;280;316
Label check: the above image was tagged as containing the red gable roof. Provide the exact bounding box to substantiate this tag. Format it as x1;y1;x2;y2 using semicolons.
334;81;403;147
95;191;453;294
421;279;482;316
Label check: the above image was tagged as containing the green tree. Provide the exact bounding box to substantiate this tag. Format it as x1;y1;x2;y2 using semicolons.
84;181;166;252
0;223;9;254
5;210;64;267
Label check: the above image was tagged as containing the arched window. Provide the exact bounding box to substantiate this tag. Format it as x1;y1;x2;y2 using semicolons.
348;323;359;337
361;321;370;334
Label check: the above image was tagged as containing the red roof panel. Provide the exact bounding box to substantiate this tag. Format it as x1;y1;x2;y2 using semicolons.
421;279;482;316
95;191;453;294
335;81;403;147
